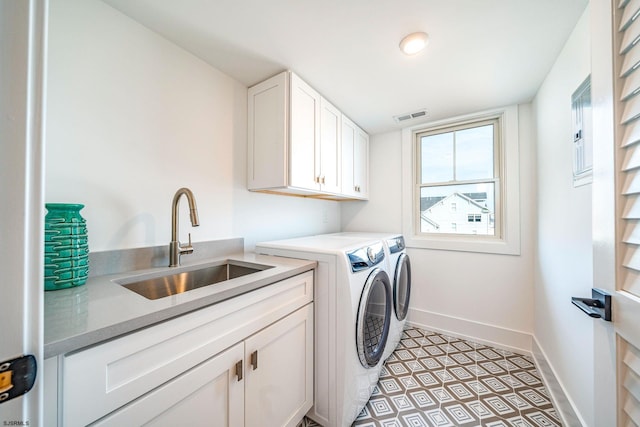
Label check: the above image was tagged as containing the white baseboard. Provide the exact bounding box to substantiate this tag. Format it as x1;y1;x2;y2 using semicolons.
407;307;533;354
406;307;584;426
531;337;584;427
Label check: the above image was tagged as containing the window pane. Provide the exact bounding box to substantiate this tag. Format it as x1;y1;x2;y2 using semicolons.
455;125;494;181
421;132;453;183
420;183;495;235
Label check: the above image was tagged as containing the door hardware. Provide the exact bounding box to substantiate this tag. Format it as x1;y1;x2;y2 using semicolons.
571;288;611;321
0;355;36;404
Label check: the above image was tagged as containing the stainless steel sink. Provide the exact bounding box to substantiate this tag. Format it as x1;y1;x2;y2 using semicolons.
117;260;274;300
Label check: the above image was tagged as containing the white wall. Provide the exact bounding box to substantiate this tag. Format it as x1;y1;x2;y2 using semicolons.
45;0;340;253
342;105;536;350
532;7;593;426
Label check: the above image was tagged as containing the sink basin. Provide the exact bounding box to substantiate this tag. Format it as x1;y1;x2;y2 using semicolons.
117;260;274;300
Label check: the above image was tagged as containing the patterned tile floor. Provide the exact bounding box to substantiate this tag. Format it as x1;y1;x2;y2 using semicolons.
303;326;561;427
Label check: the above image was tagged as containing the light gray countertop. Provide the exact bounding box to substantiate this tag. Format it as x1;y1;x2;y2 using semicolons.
44;252;315;358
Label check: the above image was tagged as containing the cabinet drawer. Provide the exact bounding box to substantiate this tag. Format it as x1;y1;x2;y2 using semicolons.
91;343;245;427
62;270;313;427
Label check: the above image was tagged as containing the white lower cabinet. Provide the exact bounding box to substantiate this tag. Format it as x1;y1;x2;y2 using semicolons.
52;271;314;427
93;304;313;427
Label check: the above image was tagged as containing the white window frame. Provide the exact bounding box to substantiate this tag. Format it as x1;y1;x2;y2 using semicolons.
401;105;521;255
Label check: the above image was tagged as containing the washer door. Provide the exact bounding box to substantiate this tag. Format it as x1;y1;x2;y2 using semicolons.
356;268;392;368
394;253;411;321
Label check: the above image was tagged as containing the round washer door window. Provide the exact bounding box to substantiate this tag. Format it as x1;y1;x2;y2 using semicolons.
356;268;392;368
394;253;411;321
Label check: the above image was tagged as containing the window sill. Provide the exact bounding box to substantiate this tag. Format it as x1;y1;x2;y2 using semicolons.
405;233;520;255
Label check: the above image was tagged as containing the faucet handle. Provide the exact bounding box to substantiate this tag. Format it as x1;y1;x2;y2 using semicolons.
179;233;194;254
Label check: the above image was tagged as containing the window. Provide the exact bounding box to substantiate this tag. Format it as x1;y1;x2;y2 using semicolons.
468;214;482;223
401;106;521;255
418;119;498;237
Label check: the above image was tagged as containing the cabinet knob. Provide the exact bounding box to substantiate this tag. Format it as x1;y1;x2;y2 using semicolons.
321;176;326;184
250;350;258;370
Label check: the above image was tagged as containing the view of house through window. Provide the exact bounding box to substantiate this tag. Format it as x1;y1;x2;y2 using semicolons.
417;119;499;236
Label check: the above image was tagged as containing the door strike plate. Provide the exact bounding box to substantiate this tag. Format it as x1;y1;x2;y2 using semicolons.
0;355;37;404
571;288;611;321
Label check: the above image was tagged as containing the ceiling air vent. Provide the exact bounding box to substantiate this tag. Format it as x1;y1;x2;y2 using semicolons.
393;109;428;124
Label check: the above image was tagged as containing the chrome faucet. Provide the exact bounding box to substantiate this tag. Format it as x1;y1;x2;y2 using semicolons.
169;187;200;267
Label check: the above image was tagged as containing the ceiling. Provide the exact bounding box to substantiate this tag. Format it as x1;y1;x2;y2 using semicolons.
102;0;588;135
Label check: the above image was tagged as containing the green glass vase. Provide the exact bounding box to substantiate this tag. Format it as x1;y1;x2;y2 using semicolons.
44;203;89;291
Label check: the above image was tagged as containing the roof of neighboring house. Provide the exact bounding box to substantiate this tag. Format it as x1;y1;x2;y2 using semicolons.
421;196;445;211
420;192;488;211
420;212;440;229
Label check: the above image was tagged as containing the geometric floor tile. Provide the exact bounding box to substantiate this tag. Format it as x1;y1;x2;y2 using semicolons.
304;326;562;426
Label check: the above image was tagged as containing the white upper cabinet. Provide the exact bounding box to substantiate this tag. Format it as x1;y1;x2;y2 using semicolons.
341;116;369;199
318;97;342;194
247;71;289;191
248;70;368;200
289;74;321;191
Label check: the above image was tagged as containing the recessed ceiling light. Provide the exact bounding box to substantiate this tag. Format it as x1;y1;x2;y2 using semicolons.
399;32;429;55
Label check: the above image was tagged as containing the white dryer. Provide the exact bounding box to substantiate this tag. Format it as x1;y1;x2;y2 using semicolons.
256;235;392;427
381;235;411;360
329;233;412;361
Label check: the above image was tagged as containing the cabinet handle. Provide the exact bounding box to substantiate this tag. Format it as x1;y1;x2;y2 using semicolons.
250;350;258;370
235;360;243;381
321;176;326;184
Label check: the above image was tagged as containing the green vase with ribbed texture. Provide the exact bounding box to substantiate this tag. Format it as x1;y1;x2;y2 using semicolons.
44;203;89;290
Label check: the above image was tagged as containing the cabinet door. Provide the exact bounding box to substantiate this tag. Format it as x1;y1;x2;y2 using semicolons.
247;71;288;190
354;127;369;198
341;116;357;197
319;98;341;194
92;343;245;427
245;304;314;427
341;116;368;199
289;73;321;191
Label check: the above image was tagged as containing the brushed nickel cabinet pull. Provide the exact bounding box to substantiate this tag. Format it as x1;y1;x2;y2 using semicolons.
235;360;243;381
250;350;258;370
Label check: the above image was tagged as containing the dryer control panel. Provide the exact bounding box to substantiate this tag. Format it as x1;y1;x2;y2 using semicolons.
347;242;385;272
386;236;405;254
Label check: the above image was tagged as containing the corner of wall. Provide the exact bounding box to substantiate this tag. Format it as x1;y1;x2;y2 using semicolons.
531;336;586;427
407;308;532;354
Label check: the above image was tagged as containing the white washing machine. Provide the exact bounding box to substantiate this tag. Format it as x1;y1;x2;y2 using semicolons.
329;233;412;361
256;235;393;427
